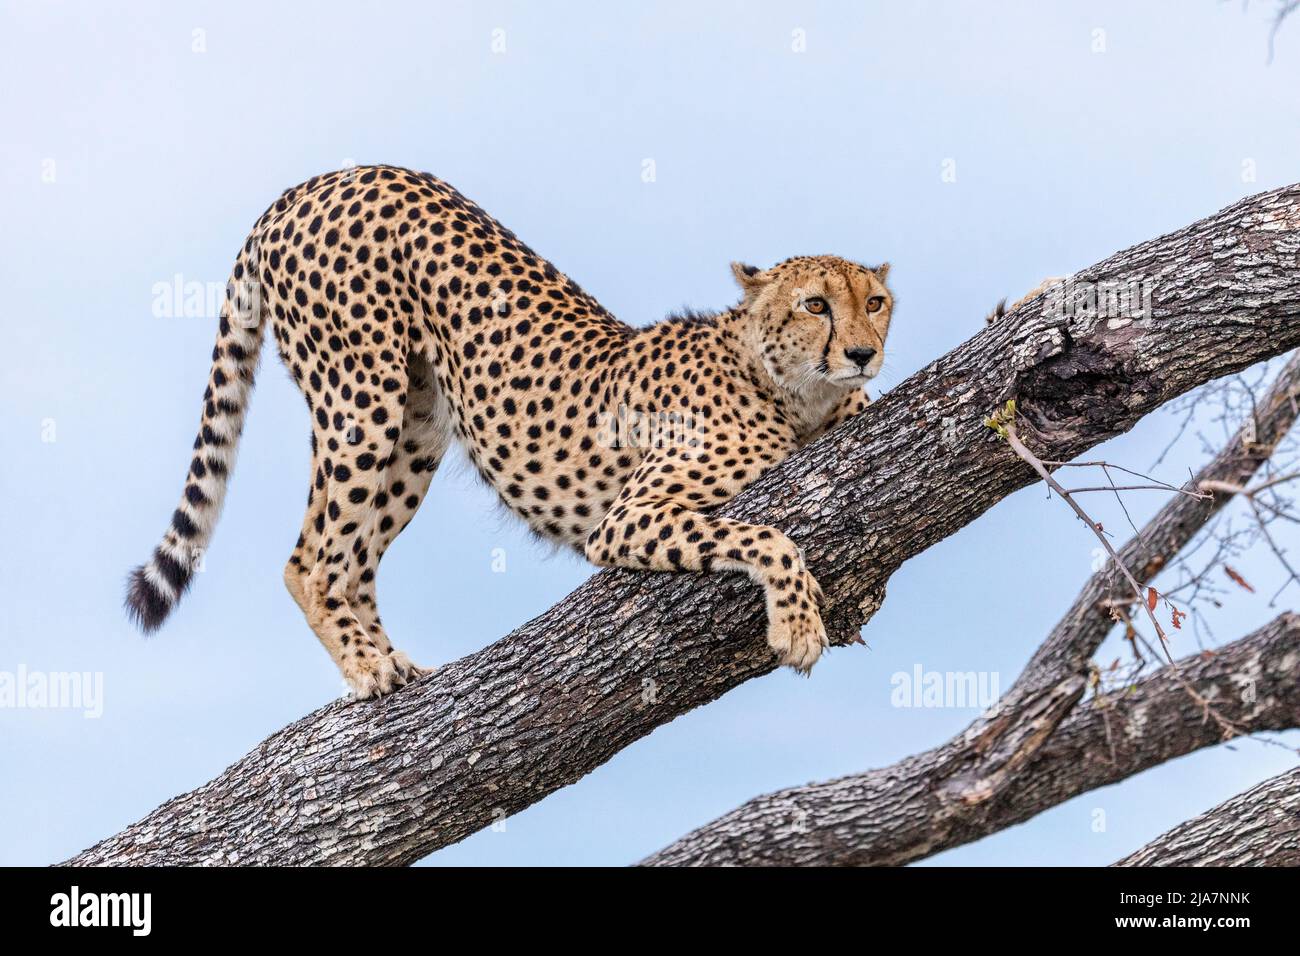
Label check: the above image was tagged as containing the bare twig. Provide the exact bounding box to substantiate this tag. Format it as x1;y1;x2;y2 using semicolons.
1002;416;1172;644
1268;0;1300;63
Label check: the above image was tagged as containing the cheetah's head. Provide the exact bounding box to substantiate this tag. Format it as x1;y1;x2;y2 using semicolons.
731;255;893;393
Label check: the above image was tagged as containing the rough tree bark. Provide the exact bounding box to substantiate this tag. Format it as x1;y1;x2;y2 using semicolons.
68;184;1300;866
642;615;1300;865
643;350;1300;866
1116;766;1300;866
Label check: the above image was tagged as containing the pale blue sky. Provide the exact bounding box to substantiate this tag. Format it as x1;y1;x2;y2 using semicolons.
2;0;1298;866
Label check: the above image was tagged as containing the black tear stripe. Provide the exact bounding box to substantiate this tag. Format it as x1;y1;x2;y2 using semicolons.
820;306;836;374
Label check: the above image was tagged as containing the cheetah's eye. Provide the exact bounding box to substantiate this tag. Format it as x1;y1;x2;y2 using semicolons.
803;297;829;315
866;296;886;313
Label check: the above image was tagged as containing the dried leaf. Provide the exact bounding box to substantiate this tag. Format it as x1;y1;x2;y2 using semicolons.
1146;587;1158;611
1223;565;1256;593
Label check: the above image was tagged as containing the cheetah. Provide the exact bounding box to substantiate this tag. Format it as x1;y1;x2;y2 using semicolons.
125;165;895;698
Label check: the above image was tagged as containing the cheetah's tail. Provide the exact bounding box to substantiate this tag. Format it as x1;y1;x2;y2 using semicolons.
125;234;268;632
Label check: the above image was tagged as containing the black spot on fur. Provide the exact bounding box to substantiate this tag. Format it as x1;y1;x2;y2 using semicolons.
171;508;199;539
153;548;193;593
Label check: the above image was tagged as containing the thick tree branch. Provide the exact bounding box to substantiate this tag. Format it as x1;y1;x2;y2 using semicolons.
69;184;1300;865
645;351;1300;866
643;614;1300;865
1115;765;1300;866
1012;349;1300;694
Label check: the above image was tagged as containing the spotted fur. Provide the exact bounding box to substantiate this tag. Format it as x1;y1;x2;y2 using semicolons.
126;165;895;697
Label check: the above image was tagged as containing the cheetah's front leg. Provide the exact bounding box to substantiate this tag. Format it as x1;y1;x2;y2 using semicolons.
585;478;828;673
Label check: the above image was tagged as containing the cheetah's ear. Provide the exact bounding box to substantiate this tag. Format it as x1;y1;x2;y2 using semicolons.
874;262;891;282
731;261;770;301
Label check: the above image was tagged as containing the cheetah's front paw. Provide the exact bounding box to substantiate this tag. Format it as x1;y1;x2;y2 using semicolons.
342;648;430;700
764;569;828;674
389;650;433;683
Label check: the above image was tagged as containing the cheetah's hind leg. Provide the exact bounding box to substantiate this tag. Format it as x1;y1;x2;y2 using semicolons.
289;356;445;698
348;358;450;686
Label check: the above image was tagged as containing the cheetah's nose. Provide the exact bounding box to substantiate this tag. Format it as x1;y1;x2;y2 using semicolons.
844;347;877;367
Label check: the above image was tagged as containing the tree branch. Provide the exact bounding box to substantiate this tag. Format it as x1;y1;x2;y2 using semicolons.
1115;765;1300;866
643;350;1300;866
68;184;1300;866
643;614;1300;865
1010;348;1300;694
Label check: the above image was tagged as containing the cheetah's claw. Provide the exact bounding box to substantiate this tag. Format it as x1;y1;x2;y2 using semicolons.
344;649;431;700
